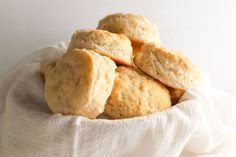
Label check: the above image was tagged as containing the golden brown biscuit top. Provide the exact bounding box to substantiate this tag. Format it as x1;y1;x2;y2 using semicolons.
68;29;133;66
72;29;130;41
97;13;160;44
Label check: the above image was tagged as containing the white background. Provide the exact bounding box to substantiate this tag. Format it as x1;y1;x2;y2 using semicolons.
0;0;236;92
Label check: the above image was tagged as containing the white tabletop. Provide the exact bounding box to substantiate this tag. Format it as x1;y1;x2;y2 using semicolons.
0;0;236;91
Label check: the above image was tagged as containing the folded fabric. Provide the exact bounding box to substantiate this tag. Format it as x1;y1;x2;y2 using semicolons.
0;42;235;157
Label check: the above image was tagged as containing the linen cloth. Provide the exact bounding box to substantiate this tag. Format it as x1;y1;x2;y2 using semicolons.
0;42;235;157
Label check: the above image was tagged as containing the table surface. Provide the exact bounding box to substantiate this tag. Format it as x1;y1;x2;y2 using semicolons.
0;0;236;92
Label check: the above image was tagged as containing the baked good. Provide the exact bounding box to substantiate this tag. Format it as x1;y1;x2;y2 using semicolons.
44;49;116;118
41;12;202;119
167;87;185;105
134;43;201;90
105;66;171;119
97;13;161;47
67;29;133;66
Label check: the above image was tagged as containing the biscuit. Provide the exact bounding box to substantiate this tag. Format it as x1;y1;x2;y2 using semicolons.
97;13;161;46
44;49;116;118
167;87;185;105
105;66;171;119
134;43;201;90
67;29;133;66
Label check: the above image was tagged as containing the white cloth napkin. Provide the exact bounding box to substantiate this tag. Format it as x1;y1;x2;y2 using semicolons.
0;42;235;157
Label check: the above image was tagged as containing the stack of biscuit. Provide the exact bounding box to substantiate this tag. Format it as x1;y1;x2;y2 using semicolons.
42;13;201;119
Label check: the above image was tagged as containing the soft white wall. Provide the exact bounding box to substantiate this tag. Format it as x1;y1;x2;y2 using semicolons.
0;0;235;91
